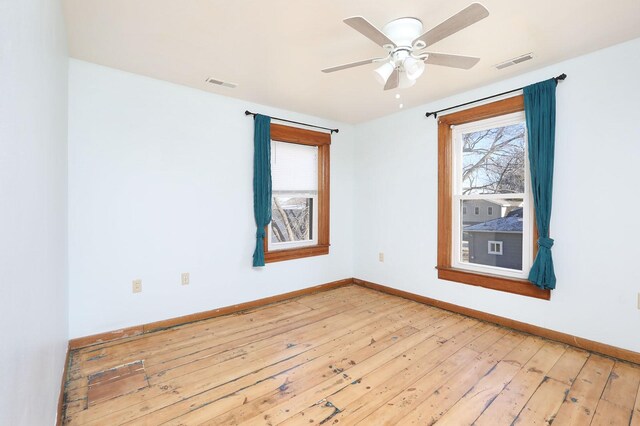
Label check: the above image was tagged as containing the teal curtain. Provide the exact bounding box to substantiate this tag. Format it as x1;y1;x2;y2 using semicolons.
252;114;272;267
524;79;557;289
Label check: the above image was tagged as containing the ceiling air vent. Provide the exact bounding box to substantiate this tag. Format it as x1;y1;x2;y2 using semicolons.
494;53;534;70
205;77;237;88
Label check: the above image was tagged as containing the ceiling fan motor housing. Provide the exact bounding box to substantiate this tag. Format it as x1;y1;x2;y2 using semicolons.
382;17;423;47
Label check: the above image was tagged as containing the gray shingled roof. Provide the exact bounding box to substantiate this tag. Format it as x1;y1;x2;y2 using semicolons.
465;208;523;232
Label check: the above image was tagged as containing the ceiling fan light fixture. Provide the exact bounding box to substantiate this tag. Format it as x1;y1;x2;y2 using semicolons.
403;57;425;80
373;62;395;85
398;71;416;89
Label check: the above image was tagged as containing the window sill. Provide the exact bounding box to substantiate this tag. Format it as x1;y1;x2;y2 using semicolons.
264;244;329;263
437;266;550;300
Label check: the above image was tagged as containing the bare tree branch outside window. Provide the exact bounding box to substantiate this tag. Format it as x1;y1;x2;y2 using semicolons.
271;196;313;243
462;123;525;195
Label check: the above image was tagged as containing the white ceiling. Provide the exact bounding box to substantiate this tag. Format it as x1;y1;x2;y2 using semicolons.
63;0;640;123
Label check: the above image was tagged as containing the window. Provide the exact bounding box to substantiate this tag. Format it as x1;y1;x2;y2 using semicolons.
463;206;467;214
264;124;330;263
437;96;549;300
269;141;318;250
488;241;503;255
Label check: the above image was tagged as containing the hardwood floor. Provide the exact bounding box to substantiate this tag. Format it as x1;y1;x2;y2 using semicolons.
61;285;640;425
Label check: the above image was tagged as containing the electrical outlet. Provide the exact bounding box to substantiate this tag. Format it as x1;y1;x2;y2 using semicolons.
379;252;384;262
181;272;190;286
132;279;142;293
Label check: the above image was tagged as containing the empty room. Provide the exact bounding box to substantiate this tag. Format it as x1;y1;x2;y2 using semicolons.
3;0;640;424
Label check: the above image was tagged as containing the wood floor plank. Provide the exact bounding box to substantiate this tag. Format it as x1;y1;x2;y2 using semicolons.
631;379;640;426
163;325;422;425
473;341;567;426
276;315;468;426
545;347;590;385
601;362;640;410
235;319;486;425
60;287;640;426
277;320;489;426
70;287;373;364
356;330;524;425
128;306;448;424
71;286;373;368
591;361;640;426
64;301;362;413
66;296;415;424
512;378;569;425
65;295;393;403
67;302;314;383
591;399;633;425
72;300;311;362
227;318;483;425
160;306;452;425
416;335;545;426
552;354;614;425
511;348;589;425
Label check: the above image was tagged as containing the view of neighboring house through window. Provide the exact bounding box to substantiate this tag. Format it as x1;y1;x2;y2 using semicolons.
452;111;533;279
269;140;318;250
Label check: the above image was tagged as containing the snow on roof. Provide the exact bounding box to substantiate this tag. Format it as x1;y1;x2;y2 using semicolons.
465;208;523;232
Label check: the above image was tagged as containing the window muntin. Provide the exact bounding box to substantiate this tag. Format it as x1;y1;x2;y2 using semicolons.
268;141;319;251
451;111;533;279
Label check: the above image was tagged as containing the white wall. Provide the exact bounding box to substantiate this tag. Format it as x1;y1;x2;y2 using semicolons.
0;1;68;424
354;37;640;352
68;60;355;338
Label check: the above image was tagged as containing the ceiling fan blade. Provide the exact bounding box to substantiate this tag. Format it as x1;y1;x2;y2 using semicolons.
384;68;399;90
424;52;480;69
344;16;396;47
413;3;489;47
321;58;385;73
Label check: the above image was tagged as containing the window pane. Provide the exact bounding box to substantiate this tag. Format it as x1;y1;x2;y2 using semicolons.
271;195;314;243
462;123;525;194
271;141;318;191
460;199;523;270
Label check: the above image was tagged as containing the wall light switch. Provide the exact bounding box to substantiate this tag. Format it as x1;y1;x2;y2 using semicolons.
181;272;190;286
379;252;384;262
132;279;142;293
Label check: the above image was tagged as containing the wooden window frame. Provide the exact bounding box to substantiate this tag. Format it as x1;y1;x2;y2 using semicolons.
264;123;330;263
437;96;550;300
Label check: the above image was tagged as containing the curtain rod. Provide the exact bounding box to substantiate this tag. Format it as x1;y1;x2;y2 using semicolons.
425;73;567;119
244;110;339;134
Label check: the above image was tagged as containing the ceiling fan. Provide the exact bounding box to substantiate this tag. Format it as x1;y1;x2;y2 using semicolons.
322;3;489;90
